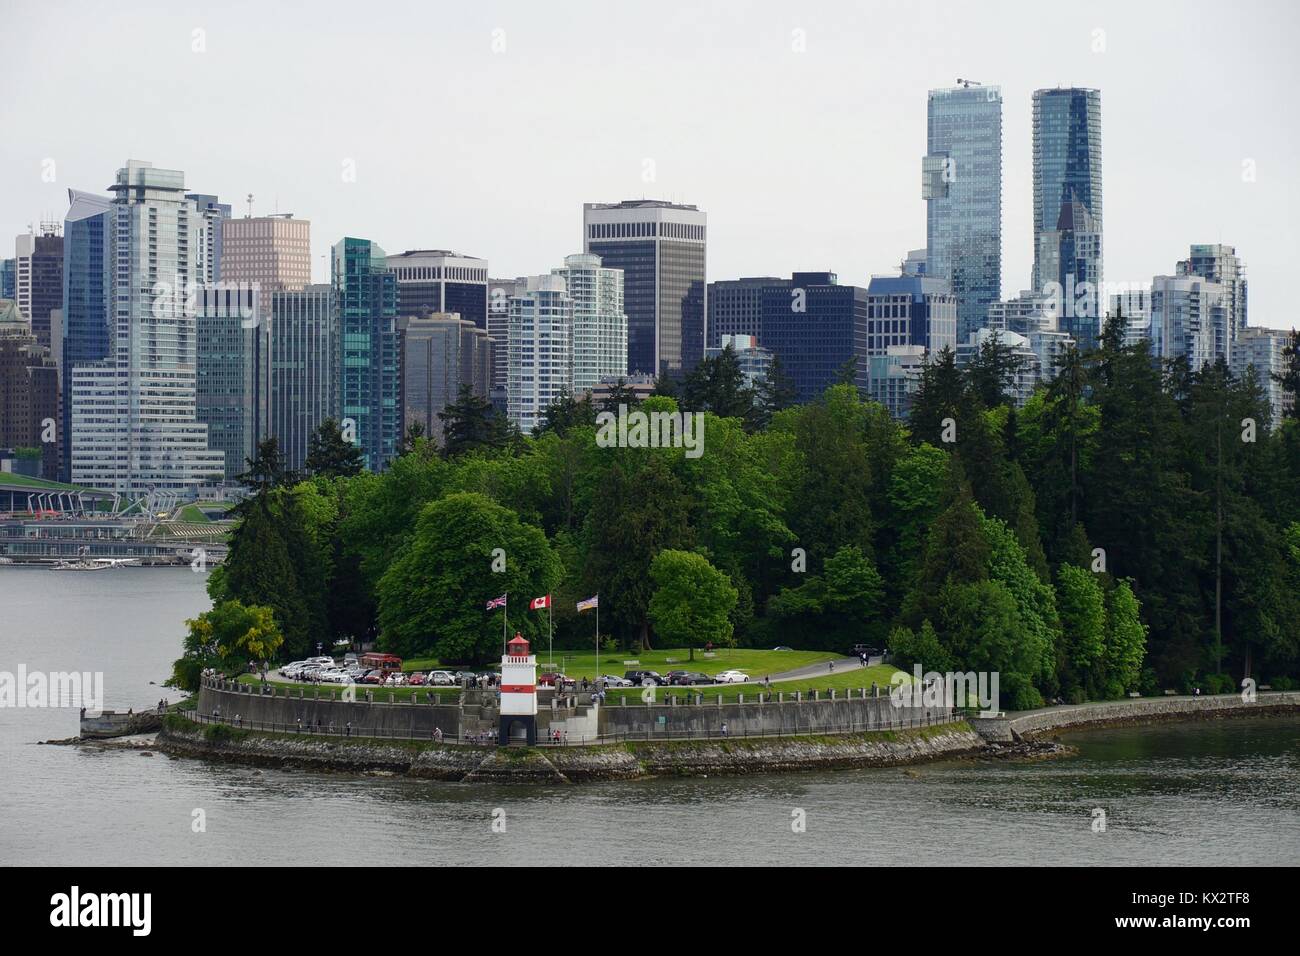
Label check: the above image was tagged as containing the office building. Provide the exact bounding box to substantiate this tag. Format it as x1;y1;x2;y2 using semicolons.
0;259;16;300
333;237;399;470
0;298;59;480
398;312;492;444
222;215;311;291
14;224;64;350
707;276;780;348
269;284;337;474
924;82;1002;340
196;284;271;480
583;199;706;378
60;189;113;482
706;334;772;389
187;193;232;284
387;250;489;329
488;276;524;396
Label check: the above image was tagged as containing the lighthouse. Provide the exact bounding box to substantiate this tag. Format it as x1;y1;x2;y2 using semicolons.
498;633;537;745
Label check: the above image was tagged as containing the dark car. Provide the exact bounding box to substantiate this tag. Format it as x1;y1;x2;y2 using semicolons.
667;670;713;686
624;670;666;686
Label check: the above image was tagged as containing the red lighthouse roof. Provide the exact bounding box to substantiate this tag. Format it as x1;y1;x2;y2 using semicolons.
507;634;530;653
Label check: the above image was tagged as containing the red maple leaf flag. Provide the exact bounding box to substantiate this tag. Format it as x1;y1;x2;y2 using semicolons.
529;595;551;610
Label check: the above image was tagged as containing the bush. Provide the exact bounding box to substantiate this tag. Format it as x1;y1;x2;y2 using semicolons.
1202;673;1234;695
1268;675;1293;691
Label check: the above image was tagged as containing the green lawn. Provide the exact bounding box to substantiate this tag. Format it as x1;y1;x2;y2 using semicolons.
604;663;909;702
177;504;212;524
479;647;843;680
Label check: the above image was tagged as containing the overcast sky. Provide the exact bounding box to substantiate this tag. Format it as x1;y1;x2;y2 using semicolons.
2;0;1297;328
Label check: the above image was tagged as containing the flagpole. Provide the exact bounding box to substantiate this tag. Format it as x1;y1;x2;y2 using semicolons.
503;591;508;656
548;595;553;669
595;594;600;678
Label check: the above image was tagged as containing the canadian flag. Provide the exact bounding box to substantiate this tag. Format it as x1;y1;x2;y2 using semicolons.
529;595;551;610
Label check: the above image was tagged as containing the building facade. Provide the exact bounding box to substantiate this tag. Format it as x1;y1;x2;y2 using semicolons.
186;193;232;284
507;274;573;435
1232;327;1294;427
0;299;59;480
387;250;489;330
333;237;400;471
221;215;311;291
69;160;224;497
1177;244;1246;338
487;276;524;399
1149;275;1229;371
707;276;781;348
552;253;627;393
583;200;706;379
706;334;772;389
14;225;64;351
195;284;271;480
269;284;337;474
398;312;493;445
924;83;1002;341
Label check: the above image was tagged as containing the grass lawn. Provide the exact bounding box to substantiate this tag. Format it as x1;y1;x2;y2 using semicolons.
604;663;910;702
235;673;460;703
472;647;843;680
177;504;212;524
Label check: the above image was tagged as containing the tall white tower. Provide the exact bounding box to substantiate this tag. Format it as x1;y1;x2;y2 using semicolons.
498;633;538;745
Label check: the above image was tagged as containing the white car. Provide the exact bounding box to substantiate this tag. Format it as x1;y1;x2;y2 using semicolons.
319;669;353;684
428;671;457;686
600;675;633;687
715;670;750;684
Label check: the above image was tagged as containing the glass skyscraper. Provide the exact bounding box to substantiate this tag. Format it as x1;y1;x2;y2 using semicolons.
332;237;399;471
270;284;338;474
924;83;1002;342
1032;87;1103;346
61;189;113;482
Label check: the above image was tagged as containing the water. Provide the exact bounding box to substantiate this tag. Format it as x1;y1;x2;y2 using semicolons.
2;566;1298;866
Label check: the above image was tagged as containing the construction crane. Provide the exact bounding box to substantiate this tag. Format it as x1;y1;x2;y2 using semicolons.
956;78;981;89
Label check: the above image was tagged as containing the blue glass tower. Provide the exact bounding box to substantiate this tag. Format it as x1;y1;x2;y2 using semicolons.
332;237;399;471
924;83;1002;342
60;189;113;482
1031;88;1103;298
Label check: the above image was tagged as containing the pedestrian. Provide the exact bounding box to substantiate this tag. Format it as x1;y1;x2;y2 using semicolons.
721;721;729;737
235;713;241;727
296;717;302;733
346;721;352;738
829;660;835;673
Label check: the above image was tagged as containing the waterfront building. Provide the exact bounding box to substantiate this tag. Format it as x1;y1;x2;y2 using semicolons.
333;237;400;471
60;189;113;482
221;214;311;291
507;274;573;435
14;224;64;351
387;249;489;330
398;312;493;445
583;199;706;378
924;82;1002;341
498;633;538;745
69;161;224;498
552;254;627;393
195;283;271;480
269;284;337;474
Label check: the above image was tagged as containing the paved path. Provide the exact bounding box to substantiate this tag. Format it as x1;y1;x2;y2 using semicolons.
766;655;878;683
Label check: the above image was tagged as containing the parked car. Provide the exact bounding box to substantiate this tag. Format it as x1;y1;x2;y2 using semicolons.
715;670;750;683
428;671;458;686
360;671;385;685
772;645;794;651
454;670;479;683
343;653;359;666
538;672;566;687
406;672;427;686
599;674;633;687
668;671;713;686
624;670;666;686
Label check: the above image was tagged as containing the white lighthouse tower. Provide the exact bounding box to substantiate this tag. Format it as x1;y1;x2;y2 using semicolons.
498;633;538;745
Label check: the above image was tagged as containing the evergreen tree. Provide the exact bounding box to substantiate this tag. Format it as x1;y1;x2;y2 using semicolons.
306;418;364;478
438;384;510;458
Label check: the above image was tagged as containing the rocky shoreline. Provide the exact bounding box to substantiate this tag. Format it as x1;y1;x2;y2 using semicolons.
152;718;991;782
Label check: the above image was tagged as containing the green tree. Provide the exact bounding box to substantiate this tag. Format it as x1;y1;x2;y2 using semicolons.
438;384;511;458
1056;563;1107;698
1105;580;1148;697
169;600;283;690
306;418;364;478
647;550;739;656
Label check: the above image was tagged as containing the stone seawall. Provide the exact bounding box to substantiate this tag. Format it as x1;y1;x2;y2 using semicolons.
155;718;985;783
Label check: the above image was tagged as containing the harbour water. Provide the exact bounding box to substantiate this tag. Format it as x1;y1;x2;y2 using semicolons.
2;566;1297;866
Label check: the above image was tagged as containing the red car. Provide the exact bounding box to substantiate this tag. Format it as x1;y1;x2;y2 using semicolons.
539;672;577;690
407;672;427;686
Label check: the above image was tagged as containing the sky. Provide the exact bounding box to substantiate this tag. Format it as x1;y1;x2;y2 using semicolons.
2;0;1297;328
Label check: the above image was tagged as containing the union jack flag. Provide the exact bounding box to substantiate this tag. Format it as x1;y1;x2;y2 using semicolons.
485;594;507;611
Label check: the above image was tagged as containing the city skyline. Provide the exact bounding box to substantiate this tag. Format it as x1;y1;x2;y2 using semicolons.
2;0;1297;330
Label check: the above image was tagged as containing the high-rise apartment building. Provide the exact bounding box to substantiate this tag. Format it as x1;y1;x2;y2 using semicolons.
1032;87;1103;345
1149;275;1229;371
551;254;627;393
14;225;64;350
924;82;1002;341
507;275;572;435
333;237;399;470
1177;244;1246;338
221;215;311;291
195;284;271;480
398;312;493;445
386;250;489;329
269;284;337;474
0;259;15;300
488;276;525;398
1232;327;1294;427
583;200;706;379
706;334;772;389
69;161;224;496
186;193;232;284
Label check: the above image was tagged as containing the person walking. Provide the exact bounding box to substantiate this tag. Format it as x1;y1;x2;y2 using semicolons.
721;721;729;737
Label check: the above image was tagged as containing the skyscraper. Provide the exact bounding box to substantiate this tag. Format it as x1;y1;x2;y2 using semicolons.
386;250;489;329
488;276;525;399
708;276;780;348
222;215;311;291
507;274;572;434
14;224;64;350
0;259;15;300
69;161;224;496
583;200;706;379
551;253;627;393
333;237;399;470
1149;275;1229;371
186;193;232;284
195;284;271;480
60;189;113;482
269;284;337;474
398;312;493;445
1177;244;1246;338
924;82;1002;341
0;299;59;480
1032;88;1103;344
1232;327;1293;427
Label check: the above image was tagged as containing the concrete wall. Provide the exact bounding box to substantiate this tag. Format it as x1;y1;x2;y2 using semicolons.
1006;691;1300;738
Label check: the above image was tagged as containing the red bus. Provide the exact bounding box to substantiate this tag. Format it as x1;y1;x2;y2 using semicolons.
360;653;403;674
